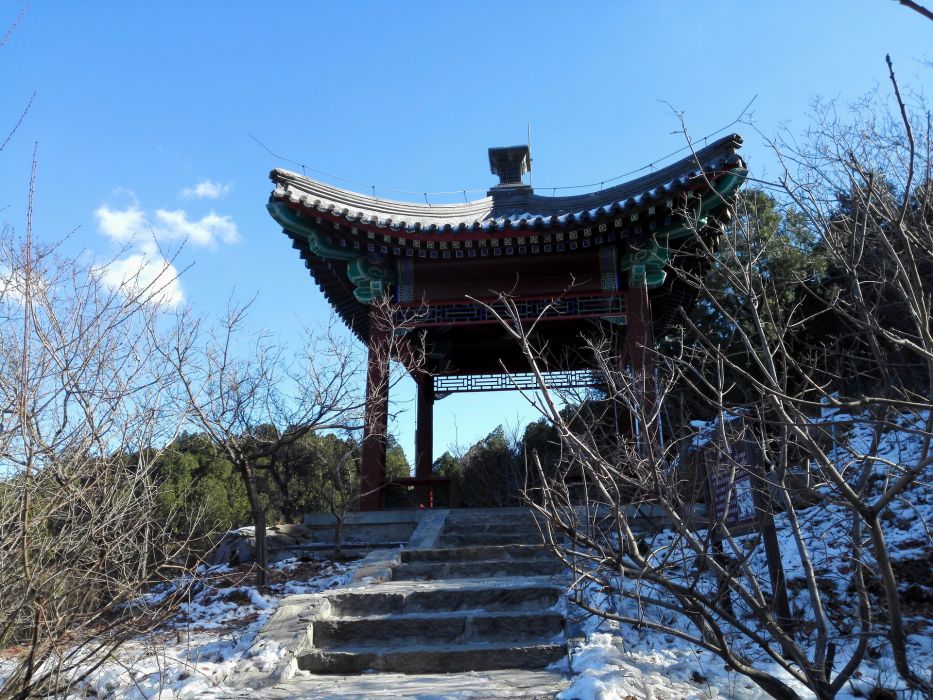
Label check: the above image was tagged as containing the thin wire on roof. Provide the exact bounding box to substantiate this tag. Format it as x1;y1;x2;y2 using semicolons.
250;95;757;204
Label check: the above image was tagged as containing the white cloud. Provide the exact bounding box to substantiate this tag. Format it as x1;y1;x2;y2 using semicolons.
180;180;233;200
95;203;146;243
154;209;239;248
97;254;184;308
92;190;240;307
95;199;239;249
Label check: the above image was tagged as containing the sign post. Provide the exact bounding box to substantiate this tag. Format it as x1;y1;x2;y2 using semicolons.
702;422;792;637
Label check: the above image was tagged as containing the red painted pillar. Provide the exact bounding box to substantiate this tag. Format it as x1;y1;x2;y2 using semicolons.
625;280;660;457
414;372;434;479
360;309;389;511
613;327;633;438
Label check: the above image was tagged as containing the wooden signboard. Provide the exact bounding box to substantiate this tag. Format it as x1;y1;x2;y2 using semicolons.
701;420;792;632
704;441;759;535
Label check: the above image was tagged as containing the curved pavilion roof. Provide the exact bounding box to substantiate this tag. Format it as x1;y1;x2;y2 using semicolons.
267;134;746;352
269;133;744;238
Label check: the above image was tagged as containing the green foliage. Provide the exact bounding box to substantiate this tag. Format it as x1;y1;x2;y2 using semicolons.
432;410;614;508
272;430;361;521
671;188;831;417
154;429;412;538
439;427;524;507
432;451;463;478
520;417;563;478
691;189;826;347
386;435;412;479
154;433;251;549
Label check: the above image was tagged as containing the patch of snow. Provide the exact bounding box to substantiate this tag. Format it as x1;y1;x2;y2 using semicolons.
562;413;932;700
68;557;356;699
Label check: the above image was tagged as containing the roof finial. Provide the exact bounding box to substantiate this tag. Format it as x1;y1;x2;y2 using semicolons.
488;144;532;189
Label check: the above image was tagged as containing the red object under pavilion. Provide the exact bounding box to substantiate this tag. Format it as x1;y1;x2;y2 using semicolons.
266;135;746;510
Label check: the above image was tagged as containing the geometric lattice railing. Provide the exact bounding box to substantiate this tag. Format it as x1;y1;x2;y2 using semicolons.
433;369;604;398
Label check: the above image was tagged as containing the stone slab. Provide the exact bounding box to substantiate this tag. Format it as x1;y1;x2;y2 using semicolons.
392;558;562;581
297;641;567;674
324;576;564;617
350;547;402;584
407;508;448;550
262;668;570;699
250;595;332;685
311;609;564;647
304;510;428;526
401;544;549;563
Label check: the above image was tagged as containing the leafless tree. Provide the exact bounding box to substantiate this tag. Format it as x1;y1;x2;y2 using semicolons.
484;69;932;700
0;212;196;696
299;431;365;556
164;295;421;582
895;0;933;23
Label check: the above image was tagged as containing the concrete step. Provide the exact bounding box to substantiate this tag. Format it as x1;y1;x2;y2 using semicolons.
312;609;564;648
400;544;549;563
445;515;538;530
444;521;541;533
444;508;540;522
260;668;571;699
327;578;563;617
297;641;567;674
439;531;543;547
392;558;562;581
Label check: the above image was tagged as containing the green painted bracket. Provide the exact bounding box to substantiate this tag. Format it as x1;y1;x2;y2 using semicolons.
348;256;391;286
664;217;708;241
267;202;358;262
267;202;393;304
620;240;669;288
662;166;748;241
349;256;395;304
699;167;748;217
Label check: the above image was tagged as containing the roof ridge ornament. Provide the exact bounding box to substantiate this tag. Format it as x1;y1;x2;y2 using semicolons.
488;144;531;191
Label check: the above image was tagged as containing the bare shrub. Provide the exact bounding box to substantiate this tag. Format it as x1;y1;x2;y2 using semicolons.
0;222;195;697
163;295;423;580
487;76;932;699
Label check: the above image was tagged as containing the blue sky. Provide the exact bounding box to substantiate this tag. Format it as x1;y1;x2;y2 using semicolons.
2;2;931;464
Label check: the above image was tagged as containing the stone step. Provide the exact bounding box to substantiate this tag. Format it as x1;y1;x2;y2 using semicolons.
439;531;543;547
400;544;549;563
445;523;539;529
260;668;571;699
392;558;562;581
327;578;563;617
444;520;541;532
444;508;540;521
444;519;539;535
311;609;564;648
297;641;567;674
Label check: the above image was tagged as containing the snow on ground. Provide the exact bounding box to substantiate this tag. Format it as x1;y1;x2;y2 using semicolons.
3;415;929;699
558;615;930;700
556;414;933;700
560;627;769;700
76;556;355;699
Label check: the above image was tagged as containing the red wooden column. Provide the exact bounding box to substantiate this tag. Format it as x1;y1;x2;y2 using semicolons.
360;309;390;511
414;371;434;479
625;279;660;457
612;326;633;438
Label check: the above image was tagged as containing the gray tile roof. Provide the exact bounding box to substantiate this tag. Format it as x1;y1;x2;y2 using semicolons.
269;134;743;235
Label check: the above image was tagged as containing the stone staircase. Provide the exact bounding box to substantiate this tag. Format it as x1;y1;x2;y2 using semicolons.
262;508;568;682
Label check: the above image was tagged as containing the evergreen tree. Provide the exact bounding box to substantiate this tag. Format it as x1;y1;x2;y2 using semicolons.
154;433;251;548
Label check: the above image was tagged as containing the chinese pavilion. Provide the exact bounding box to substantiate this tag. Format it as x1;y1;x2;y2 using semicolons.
266;134;746;509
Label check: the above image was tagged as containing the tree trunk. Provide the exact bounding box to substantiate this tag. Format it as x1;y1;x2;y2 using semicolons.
239;462;267;587
865;512;928;691
332;512;344;559
268;463;297;523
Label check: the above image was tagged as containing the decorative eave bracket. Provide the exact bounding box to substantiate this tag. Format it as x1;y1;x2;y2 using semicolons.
267;202;394;304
